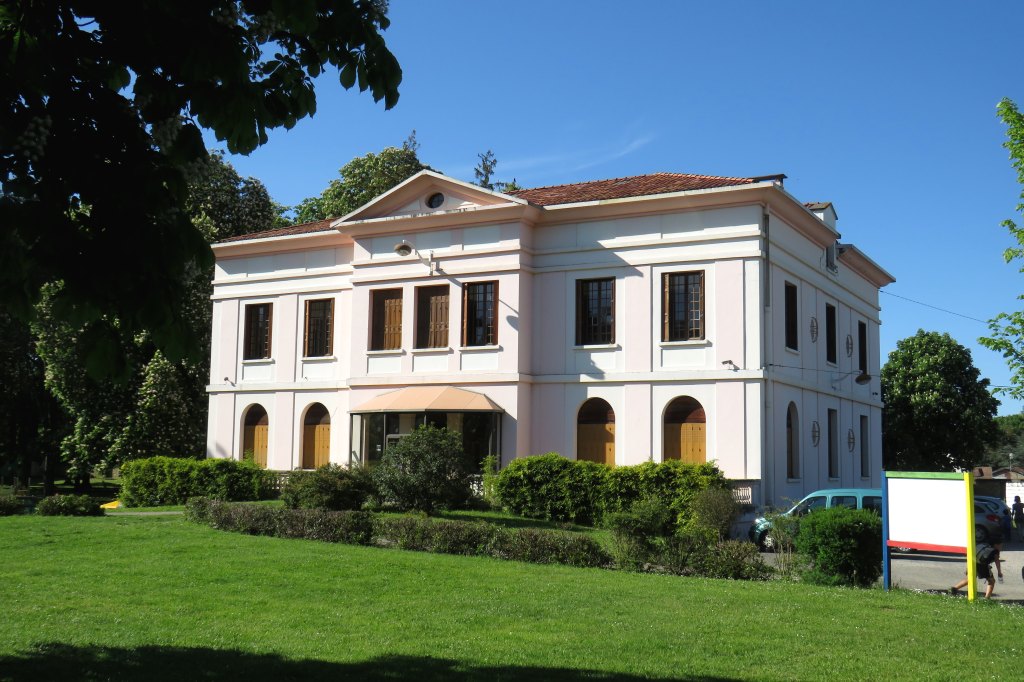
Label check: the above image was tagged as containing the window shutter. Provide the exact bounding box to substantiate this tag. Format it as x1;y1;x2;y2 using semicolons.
662;273;670;341
491;281;498;345
303;300;310;357
326;298;334;356
266;304;273;358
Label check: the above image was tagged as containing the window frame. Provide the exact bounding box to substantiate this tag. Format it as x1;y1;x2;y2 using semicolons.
243;302;273;360
827;408;839;479
303;298;335;358
414;284;450;349
461;281;498;347
858;321;868;374
370;288;403;351
662;271;705;342
786;402;800;480
825;303;837;364
784;282;799;351
859;414;870;479
575;277;616;346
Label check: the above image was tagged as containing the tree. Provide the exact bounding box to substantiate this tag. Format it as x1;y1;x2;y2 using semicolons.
34;153;281;489
980;413;1024;469
882;330;1000;471
473;149;520;192
981;99;1024;398
1;1;402;376
371;425;473;513
293;133;427;223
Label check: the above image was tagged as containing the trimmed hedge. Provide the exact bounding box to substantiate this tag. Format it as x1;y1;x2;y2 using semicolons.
795;506;883;587
281;464;374;511
35;494;103;517
186;498;610;569
120;457;275;507
495;455;731;526
0;495;26;516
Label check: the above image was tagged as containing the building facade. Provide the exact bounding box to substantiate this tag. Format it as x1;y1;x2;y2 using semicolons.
205;170;894;508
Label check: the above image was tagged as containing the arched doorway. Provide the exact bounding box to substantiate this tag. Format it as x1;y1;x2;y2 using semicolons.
663;396;706;464
242;404;269;468
577;398;615;466
302;403;331;469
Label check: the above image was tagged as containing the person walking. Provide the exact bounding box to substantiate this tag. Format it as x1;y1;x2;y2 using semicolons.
1012;495;1024;542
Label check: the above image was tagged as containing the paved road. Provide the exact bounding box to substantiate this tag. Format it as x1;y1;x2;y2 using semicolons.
890;537;1024;602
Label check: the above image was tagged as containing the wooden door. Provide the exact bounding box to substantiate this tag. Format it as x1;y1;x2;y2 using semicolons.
679;423;705;464
303;424;331;469
578;423;615;466
252;424;268;468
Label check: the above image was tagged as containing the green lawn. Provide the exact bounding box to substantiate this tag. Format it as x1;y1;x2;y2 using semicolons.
2;515;1022;681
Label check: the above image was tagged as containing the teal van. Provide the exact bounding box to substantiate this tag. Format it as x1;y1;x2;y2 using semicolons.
748;488;882;550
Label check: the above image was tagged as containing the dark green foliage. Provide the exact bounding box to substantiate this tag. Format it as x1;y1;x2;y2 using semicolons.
372;515;497;556
0;495;26;516
281;465;374;511
659;527;717;576
796;507;883;587
490;528;610;568
2;1;401;374
294;136;426;222
495;455;730;527
882;330;1000;471
688;487;740;540
35;494;103;517
119;457;274;507
372;426;473;513
480;454;500;508
493;453;608;524
699;541;773;581
189;498;374;545
605;497;675;570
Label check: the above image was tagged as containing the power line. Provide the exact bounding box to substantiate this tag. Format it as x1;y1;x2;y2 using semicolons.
881;290;991;325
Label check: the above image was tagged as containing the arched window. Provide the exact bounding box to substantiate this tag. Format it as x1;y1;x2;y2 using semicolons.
577;398;615;466
786;402;800;479
663;397;706;464
242;404;269;468
302;403;331;469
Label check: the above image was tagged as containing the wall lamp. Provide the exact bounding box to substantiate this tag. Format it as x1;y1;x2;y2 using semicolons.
831;370;871;389
393;240;438;274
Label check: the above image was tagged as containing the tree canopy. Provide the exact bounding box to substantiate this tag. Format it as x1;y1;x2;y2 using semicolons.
882;330;1000;471
1;0;401;376
293;133;428;223
980;99;1024;399
981;413;1024;469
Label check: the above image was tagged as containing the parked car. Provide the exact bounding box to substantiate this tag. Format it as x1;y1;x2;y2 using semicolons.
748;488;882;550
974;500;1004;544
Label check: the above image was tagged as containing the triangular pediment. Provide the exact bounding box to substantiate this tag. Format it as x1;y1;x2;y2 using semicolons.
334;170;526;225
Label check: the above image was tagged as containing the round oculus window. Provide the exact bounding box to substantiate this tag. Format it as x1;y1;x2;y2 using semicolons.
426;192;445;209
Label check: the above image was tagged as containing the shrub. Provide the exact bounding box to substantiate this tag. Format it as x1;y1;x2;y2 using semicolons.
494;453;608;524
603;460;731;525
372;426;474;513
491;527;610;568
480;454;500;508
35;494;103;517
120;457;275;507
659;527;717;576
281;464;374;511
688;487;740;540
605;497;675;570
0;495;26;516
371;515;497;555
699;540;773;581
186;498;373;545
795;506;883;587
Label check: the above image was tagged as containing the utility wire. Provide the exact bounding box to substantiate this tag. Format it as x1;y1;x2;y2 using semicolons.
881;290;991;325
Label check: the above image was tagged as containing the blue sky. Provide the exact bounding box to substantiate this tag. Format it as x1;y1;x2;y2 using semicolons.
210;1;1024;415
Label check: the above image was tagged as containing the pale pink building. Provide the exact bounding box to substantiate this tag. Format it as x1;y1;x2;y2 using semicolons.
206;170;894;507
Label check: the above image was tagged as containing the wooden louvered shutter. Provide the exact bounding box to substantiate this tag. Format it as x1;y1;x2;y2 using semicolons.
303;300;310;356
430;288;449;347
662;273;670;341
265;303;273;358
326;298;334;355
384;291;402;350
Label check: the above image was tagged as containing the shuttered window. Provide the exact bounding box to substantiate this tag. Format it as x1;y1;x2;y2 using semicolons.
243;303;273;360
462;281;497;347
576;278;615;346
662;271;704;341
370;289;403;351
415;285;450;349
303;299;334;357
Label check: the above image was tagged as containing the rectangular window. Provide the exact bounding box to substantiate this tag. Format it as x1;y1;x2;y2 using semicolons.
370;289;403;351
415;285;450;349
243;303;272;360
303;299;334;358
858;321;868;374
860;415;870;478
826;303;837;364
662;271;704;341
462;281;497;347
828;408;839;479
784;282;798;350
576;278;615;346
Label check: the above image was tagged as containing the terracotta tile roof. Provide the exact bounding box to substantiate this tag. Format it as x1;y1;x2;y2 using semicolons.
804;202;832;210
508;172;759;206
216;218;336;244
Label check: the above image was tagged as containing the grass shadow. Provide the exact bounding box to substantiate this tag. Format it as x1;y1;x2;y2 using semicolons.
0;644;737;682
